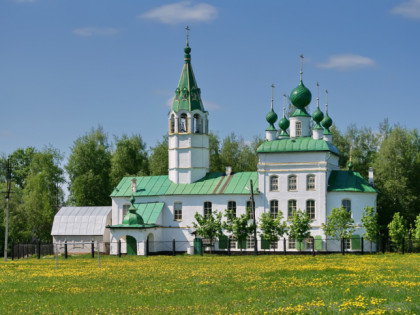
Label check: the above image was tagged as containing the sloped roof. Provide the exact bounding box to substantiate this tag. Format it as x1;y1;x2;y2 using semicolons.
110;172;258;198
328;170;377;193
257;137;340;155
109;202;164;229
51;207;111;236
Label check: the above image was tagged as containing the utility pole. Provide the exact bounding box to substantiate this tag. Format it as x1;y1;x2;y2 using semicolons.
3;157;12;261
250;179;258;256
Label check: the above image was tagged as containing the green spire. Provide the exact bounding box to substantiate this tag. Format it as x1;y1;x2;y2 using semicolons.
312;82;324;129
321;89;333;134
290;55;311;117
278;94;290;136
122;194;144;225
172;26;205;113
266;84;278;131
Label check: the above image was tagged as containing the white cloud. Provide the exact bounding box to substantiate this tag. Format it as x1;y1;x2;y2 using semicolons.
140;1;218;24
317;54;376;71
72;27;119;37
391;0;420;19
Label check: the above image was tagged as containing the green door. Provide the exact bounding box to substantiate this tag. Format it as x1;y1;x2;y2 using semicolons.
126;236;137;255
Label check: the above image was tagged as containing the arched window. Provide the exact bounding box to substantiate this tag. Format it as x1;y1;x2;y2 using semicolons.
288;199;297;218
174;202;182;221
307;174;315;190
306;199;315;220
270;175;278;191
342;199;351;212
228;201;236;217
170;115;175;134
204;201;212;218
270;200;279;219
194;114;201;133
288;175;297;191
296;121;302;137
179;113;188;133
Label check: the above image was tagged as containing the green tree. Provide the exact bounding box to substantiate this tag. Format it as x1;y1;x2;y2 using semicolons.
322;207;355;239
361;206;379;252
66;127;112;206
149;136;168;176
209;132;223;172
193;210;223;253
374;127;420;227
259;212;287;251
110;134;149;188
414;214;420;240
388;212;408;251
288;209;312;250
223;208;255;252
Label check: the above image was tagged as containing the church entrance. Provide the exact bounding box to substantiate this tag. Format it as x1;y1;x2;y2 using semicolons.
126;236;137;255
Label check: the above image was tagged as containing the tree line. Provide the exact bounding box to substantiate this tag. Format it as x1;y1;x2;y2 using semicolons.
1;120;420;249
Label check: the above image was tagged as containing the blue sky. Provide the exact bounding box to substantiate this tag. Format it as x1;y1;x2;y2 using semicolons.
1;0;419;160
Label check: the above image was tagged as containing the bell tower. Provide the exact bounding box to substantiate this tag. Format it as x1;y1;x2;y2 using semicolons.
168;27;209;184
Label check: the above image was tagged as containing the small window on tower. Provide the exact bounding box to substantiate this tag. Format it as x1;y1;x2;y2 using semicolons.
194;114;201;133
170;115;175;134
179;114;188;133
296;121;302;137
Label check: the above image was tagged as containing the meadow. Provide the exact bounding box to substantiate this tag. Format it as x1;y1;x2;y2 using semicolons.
0;253;418;314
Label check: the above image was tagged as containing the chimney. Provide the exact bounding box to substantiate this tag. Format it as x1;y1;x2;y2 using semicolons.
368;167;374;187
131;178;137;193
225;166;232;176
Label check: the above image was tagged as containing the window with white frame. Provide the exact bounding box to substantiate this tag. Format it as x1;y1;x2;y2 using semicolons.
288;175;297;191
305;237;314;250
306;199;315;220
270;175;279;191
229;235;237;249
344;238;351;250
288;238;296;249
122;204;130;220
204;201;212;218
342;199;351;212
270;200;279;219
296;121;302;137
174;202;182;221
228;201;236;217
246;200;255;220
179;113;188;133
270;240;278;249
307;174;315;190
246;236;255;249
288;199;297;218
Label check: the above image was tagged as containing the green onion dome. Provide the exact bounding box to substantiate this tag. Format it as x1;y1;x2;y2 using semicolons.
321;113;332;131
184;45;191;54
122;195;144;225
312;107;324;124
278;116;290;131
290;81;312;110
266;109;278;125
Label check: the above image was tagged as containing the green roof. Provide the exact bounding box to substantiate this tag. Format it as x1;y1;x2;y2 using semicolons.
111;172;259;197
109;202;164;229
171;44;205;113
328;170;377;193
257;137;340;155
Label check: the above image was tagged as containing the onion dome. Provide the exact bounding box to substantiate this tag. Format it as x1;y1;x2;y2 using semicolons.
278;94;290;136
322;89;332;133
122;195;144;225
290;81;312;110
312;82;324;129
266;109;278;128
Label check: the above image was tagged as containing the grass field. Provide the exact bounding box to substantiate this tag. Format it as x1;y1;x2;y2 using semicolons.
0;253;419;314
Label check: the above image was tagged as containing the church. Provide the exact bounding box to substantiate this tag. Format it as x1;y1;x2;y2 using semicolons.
52;31;377;255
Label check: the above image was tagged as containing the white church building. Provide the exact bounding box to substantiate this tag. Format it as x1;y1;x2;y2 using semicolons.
52;33;377;255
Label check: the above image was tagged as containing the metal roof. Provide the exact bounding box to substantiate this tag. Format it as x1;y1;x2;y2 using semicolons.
51;207;111;236
109;202;164;229
328;170;377;193
110;172;258;198
257;137;340;155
